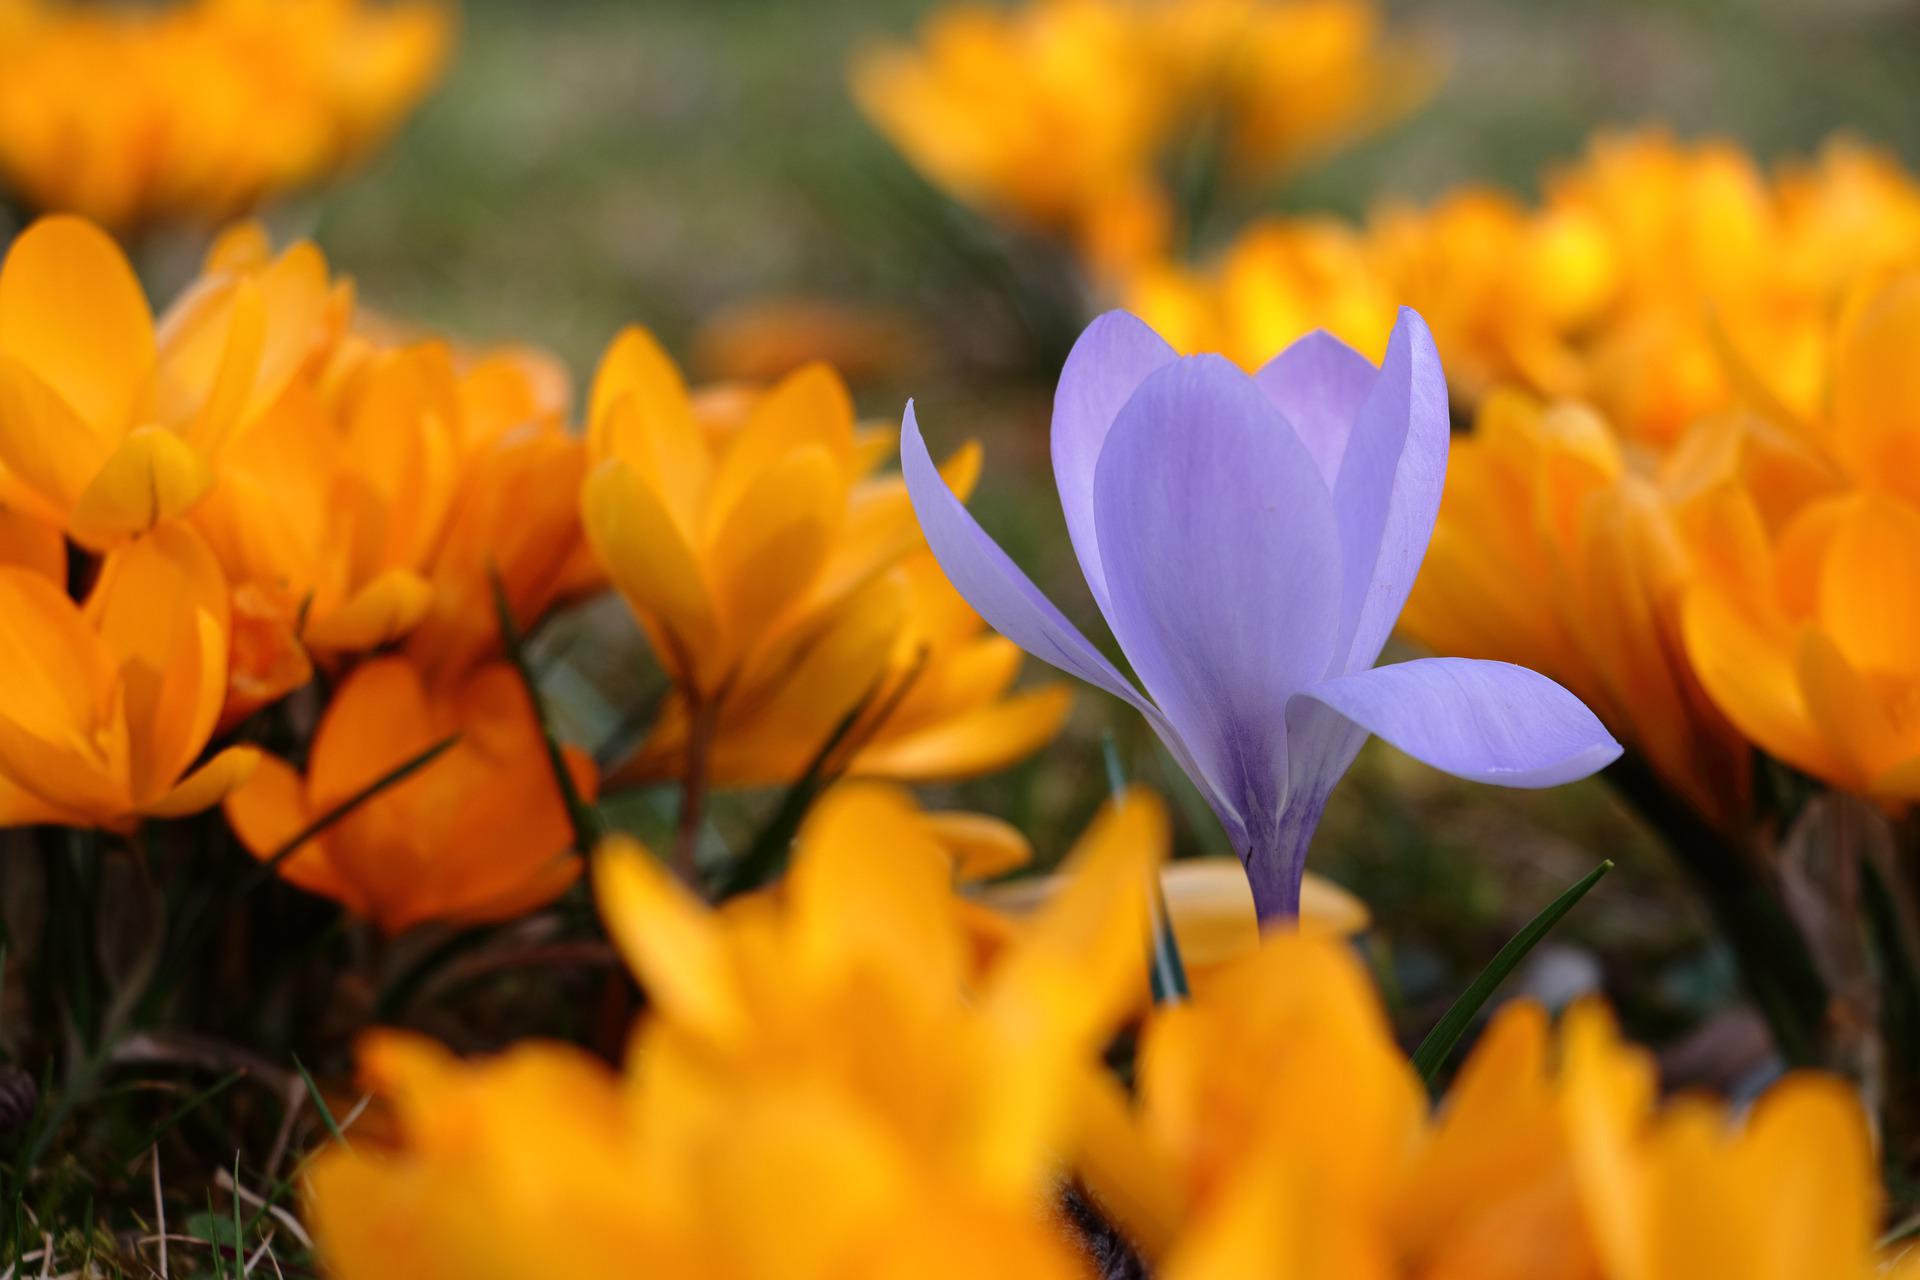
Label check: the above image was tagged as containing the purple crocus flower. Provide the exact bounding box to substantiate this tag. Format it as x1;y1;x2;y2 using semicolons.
901;308;1622;921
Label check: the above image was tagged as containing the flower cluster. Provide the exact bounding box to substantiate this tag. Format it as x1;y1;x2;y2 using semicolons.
0;212;1063;933
0;0;450;231
1128;131;1920;438
851;0;1434;274
306;789;1911;1280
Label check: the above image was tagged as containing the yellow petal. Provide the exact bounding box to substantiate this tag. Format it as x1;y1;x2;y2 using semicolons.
922;809;1032;881
707;443;843;645
0;216;155;436
0;354;115;515
142;746;260;818
303;568;432;653
0;501;65;583
67;427;215;551
591;835;748;1046
1795;628;1902;789
586;326;708;535
1681;587;1843;784
85;522;231;798
581;457;718;685
702;362;855;540
849;683;1073;780
1816;493;1920;681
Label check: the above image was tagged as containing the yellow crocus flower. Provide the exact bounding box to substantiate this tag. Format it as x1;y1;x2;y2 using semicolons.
1123;217;1397;371
0;0;449;231
1083;933;1887;1279
0;214;333;550
1399;390;1751;830
581;328;1067;792
0;521;256;828
851;0;1171;249
1679;270;1920;802
306;782;1164;1279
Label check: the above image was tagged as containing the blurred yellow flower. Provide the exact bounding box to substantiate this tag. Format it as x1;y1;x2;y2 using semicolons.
1679;270;1920;803
0;215;334;550
306;781;1163;1278
1150;0;1438;187
1398;390;1750;830
851;0;1432;274
581;329;1068;791
851;0;1170;258
0;521;257;829
983;852;1370;996
224;655;595;933
0;0;450;230
1122;217;1396;370
1124;130;1920;443
1085;933;1887;1279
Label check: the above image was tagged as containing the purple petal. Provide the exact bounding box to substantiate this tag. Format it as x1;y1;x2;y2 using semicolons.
1253;329;1378;490
902;402;1145;707
1328;308;1450;673
1291;657;1623;788
1052;311;1179;615
903;401;1230;825
1092;355;1342;829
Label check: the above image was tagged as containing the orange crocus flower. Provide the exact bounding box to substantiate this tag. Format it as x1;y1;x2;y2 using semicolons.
0;521;257;829
0;215;334;550
224;655;596;933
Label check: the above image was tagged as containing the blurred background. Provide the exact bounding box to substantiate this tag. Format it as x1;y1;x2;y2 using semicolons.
291;0;1920;1072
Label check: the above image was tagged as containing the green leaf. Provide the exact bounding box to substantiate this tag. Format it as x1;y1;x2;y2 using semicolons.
1411;859;1614;1085
491;567;602;853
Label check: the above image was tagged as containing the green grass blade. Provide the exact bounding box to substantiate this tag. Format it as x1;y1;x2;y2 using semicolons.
711;686;879;902
1102;735;1187;1005
290;1055;347;1151
243;735;459;892
491;567;601;853
1411;859;1614;1085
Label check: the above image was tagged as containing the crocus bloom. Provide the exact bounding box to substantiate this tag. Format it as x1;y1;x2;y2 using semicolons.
306;782;1161;1279
1398;389;1754;833
0;215;334;549
0;522;258;828
620;550;1072;787
1680;270;1920;802
1079;931;1893;1279
223;656;596;934
0;0;449;231
581;328;1066;789
904;308;1620;918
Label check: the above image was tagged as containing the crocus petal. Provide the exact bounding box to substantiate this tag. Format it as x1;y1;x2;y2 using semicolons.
303;569;433;653
141;745;261;818
1252;329;1378;489
1327;308;1450;672
0;216;155;437
901;402;1154;719
67;426;215;551
1292;657;1622;788
1092;355;1342;834
1050;311;1177;614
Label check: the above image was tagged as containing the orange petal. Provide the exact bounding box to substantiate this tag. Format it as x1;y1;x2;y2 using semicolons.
67;427;215;551
580;458;717;683
303;569;432;653
922;809;1032;881
0;354;114;515
850;683;1072;781
0;216;155;437
142;746;260;818
706;443;843;645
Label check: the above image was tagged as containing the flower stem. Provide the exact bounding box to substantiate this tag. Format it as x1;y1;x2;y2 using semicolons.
1604;755;1829;1066
673;697;719;888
